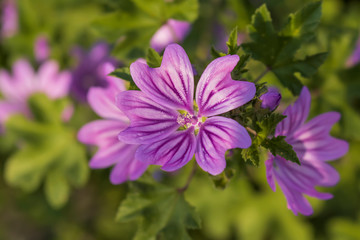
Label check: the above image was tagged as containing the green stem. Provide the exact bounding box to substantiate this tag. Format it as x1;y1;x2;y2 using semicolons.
254;67;271;83
177;161;197;193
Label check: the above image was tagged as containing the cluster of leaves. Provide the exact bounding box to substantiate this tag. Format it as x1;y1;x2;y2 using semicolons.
93;0;199;60
116;177;201;240
4;93;89;209
242;1;327;95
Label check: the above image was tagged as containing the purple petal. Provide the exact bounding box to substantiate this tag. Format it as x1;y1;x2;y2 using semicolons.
49;71;71;99
87;62;128;121
195;116;251;175
276;87;311;138
267;154;339;215
91;142;138;169
150;19;191;53
0;69;18;101
196;55;255;117
293;112;340;140
275;158;333;199
135;127;196;172
37;60;71;99
0;101;24;124
130;44;194;112
301;137;349;162
265;157;276;191
116;90;179;144
88;87;128;122
13;59;35;92
78;119;129;146
289;112;349;161
110;152;148;184
346;38;360;67
276;176;313;216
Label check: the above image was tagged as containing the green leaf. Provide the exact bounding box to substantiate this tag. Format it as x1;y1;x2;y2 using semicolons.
272;52;328;95
4;148;45;192
109;67;133;82
281;1;322;41
227;26;240;55
210;46;226;59
92;10;159;42
210;168;236;190
5;136;67;192
116;179;201;240
231;54;250;80
45;168;70;209
242;2;324;95
164;0;199;22
5;114;53;143
110;67;139;90
61;143;89;188
257;113;286;139
146;48;163;68
92;0;198;58
241;143;260;167
28;93;69;124
4;94;89;208
261;136;300;165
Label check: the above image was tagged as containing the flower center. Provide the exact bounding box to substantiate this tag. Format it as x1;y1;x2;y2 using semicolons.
177;111;203;131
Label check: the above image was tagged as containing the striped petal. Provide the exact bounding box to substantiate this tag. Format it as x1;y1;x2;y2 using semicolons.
266;155;339;216
276;87;311;138
289;112;349;161
78;119;128;147
196;55;255;117
130;44;194;112
195;116;251;175
135;127;196;172
116;90;179;144
110;151;149;184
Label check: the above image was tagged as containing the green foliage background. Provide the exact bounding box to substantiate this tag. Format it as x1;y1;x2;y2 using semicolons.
0;0;359;239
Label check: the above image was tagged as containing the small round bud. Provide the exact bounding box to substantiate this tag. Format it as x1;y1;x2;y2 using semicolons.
260;87;281;111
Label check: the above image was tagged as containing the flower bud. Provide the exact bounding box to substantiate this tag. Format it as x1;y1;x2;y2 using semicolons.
260;87;281;111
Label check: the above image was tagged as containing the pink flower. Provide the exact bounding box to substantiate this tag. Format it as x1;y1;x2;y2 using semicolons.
78;63;148;184
117;44;255;175
0;59;71;128
265;87;349;215
150;19;191;53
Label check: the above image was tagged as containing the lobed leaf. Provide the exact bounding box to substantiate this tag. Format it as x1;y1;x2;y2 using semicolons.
261;136;300;165
116;178;201;240
243;2;325;95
